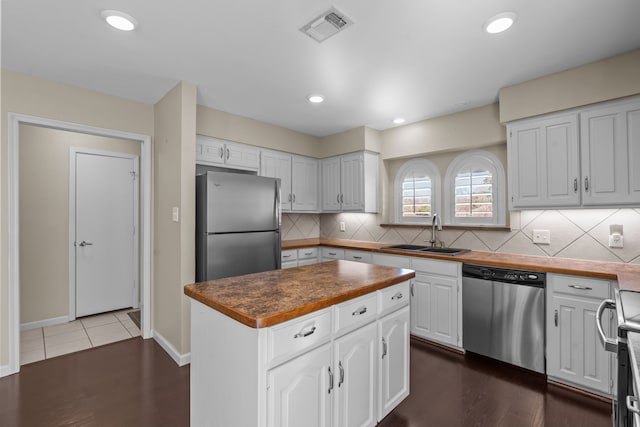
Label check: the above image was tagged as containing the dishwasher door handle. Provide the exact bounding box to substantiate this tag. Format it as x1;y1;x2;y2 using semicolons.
596;299;618;353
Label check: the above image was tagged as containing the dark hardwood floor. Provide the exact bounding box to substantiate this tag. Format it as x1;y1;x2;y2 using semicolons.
0;336;611;426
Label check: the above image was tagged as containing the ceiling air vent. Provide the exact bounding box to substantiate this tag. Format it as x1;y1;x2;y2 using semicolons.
300;8;353;43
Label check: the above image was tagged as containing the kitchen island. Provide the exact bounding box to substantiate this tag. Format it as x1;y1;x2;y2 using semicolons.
184;260;415;427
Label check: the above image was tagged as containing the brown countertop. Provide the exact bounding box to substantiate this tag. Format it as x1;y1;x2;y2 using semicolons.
184;260;415;328
283;238;640;292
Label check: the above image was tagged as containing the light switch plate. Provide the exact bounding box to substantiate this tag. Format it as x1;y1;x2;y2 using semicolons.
532;229;551;245
172;206;180;223
339;221;346;232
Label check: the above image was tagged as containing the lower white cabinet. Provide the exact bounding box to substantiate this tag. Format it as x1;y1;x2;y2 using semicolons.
282;247;320;268
321;247;345;262
409;258;461;348
333;322;377;427
345;250;373;264
268;343;332;427
378;306;410;421
546;273;615;396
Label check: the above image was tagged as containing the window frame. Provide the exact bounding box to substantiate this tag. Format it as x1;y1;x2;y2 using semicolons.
394;158;441;224
444;150;506;226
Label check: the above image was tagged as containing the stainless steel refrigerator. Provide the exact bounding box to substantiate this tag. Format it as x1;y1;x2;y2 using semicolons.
196;171;281;282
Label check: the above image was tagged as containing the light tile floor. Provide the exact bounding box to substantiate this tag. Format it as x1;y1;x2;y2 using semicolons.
20;309;141;365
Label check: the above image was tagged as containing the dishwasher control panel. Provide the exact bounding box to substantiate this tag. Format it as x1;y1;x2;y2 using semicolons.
462;263;546;287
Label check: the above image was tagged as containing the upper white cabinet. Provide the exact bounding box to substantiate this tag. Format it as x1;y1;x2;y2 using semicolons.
196;135;259;171
507;96;640;209
580;99;640;205
321;152;379;213
508;114;580;208
261;150;319;212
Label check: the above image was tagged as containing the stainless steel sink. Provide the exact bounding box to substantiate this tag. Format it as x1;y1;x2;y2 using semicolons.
382;244;469;256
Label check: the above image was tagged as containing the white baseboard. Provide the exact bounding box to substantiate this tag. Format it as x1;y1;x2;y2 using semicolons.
152;330;191;366
0;364;15;378
20;315;69;331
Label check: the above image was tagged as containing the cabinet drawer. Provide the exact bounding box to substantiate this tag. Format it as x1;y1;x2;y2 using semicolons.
345;250;372;263
267;309;332;364
297;258;318;267
334;293;378;336
378;281;410;316
549;274;611;299
297;247;319;260
281;249;297;262
412;257;459;277
321;247;344;260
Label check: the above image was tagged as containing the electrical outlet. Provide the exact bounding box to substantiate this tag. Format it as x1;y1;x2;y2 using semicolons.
339;222;346;232
172;207;179;223
532;229;550;245
609;233;624;248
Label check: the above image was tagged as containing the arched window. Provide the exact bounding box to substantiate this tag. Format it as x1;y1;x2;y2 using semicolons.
395;158;440;223
444;150;505;226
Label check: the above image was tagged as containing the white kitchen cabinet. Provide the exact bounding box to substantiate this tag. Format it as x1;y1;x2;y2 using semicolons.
292;155;319;211
580;98;640;206
345;250;373;264
378;305;410;421
333;322;377;427
281;249;298;269
298;247;320;266
508;114;580;208
261;151;319;212
409;258;461;349
321;152;378;213
196;135;259;171
506;95;640;209
268;343;332;427
261;150;292;212
321;247;345;262
371;253;411;269
546;273;614;396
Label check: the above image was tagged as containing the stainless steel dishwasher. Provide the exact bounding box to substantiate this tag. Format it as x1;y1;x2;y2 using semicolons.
462;263;546;374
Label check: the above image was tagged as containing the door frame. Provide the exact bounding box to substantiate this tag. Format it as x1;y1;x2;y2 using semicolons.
5;112;152;376
69;148;140;321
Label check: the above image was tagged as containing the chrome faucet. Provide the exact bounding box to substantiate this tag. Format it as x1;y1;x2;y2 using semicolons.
427;214;443;247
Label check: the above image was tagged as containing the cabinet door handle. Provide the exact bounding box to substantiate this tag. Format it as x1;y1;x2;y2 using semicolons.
292;194;296;203
410;282;415;297
569;284;592;291
328;366;334;394
218;147;224;158
328;252;336;256
554;309;558;327
337;194;340;203
77;240;93;247
340;194;344;203
352;306;367;316
353;256;362;260
574;178;578;193
391;292;404;301
584;177;589;191
338;361;344;388
283;254;292;258
303;252;312;256
226;148;230;160
288;194;292;202
293;326;316;339
382;338;387;359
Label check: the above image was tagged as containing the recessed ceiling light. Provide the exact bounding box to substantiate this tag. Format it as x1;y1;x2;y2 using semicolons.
102;10;138;31
393;118;406;124
483;12;517;34
308;95;324;103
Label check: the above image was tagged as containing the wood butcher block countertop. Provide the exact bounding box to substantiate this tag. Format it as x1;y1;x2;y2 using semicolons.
184;260;415;328
282;238;640;292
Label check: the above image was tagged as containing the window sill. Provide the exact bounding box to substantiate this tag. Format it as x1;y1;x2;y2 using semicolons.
379;223;511;231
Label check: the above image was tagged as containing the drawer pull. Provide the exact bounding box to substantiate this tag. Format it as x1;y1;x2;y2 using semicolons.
328;252;336;256
304;252;312;256
283;254;292;258
391;292;404;301
569;284;592;291
352;306;368;316
353;256;363;260
382;337;387;359
293;326;316;339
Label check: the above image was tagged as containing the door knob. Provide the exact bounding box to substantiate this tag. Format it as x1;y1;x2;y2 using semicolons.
77;241;93;247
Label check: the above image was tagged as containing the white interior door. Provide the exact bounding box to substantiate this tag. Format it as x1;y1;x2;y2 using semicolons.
75;152;137;317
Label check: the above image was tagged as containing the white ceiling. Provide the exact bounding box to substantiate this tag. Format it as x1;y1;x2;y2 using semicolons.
3;0;640;137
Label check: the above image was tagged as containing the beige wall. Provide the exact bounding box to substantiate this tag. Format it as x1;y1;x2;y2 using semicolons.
379;103;505;160
1;70;154;367
197;105;321;158
318;127;366;158
499;49;640;123
19;125;141;324
153;82;197;356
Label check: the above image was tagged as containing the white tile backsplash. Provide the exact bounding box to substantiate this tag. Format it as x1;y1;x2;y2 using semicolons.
317;208;640;264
